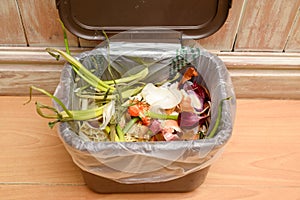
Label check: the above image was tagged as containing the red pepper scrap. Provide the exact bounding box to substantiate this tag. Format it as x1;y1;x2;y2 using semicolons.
128;99;151;126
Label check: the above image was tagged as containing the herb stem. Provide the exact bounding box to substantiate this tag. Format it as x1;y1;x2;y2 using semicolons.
116;124;125;142
206;97;232;139
145;111;178;120
123;117;139;133
103;68;148;85
46;48;114;92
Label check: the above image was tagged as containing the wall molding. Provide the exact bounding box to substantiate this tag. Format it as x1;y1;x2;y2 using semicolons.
217;52;300;99
1;47;300;99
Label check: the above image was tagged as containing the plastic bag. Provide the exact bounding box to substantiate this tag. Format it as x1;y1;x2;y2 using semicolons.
54;29;236;184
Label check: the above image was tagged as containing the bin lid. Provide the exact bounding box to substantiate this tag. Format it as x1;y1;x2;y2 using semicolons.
56;0;231;40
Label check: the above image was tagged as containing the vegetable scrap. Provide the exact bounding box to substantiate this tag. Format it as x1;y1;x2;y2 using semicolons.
123;68;211;142
25;27;230;142
26;50;229;142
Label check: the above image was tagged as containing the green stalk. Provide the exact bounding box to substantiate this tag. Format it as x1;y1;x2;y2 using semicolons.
103;68;148;85
26;86;104;128
35;102;103;121
123;117;139;133
116;124;125;142
60;107;104;121
109;124;119;142
25;86;73;118
35;102;103;128
206;97;232;139
102;30;114;81
58;20;109;92
119;86;144;99
76;86;144;100
71;66;109;92
46;47;114;92
145;111;178;120
58;19;70;55
35;102;63;119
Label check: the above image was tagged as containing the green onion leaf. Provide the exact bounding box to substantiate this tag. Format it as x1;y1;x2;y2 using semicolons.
206;97;232;139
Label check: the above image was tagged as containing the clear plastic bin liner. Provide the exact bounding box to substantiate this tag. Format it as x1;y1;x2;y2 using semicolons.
54;30;236;184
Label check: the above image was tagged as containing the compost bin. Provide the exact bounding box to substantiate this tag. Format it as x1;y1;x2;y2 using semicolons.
54;0;235;193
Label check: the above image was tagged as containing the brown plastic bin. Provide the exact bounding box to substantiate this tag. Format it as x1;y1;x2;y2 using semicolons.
56;0;232;40
54;0;235;193
80;167;210;193
56;41;236;192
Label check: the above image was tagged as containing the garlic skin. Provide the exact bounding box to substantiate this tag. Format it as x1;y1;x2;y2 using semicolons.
141;83;183;110
99;100;115;129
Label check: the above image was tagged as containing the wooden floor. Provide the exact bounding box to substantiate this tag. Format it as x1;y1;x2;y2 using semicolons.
0;96;300;200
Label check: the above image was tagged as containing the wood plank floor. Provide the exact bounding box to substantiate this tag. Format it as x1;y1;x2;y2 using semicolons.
0;96;300;200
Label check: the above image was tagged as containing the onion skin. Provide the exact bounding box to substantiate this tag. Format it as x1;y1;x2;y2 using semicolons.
177;111;209;129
